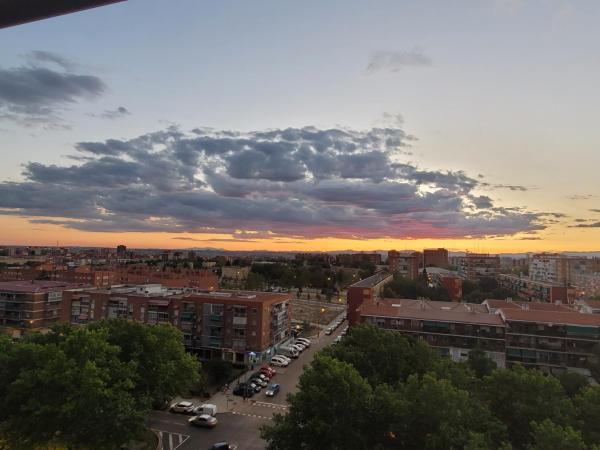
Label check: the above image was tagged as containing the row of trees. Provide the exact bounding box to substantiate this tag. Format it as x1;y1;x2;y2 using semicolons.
0;320;201;449
261;325;600;450
246;262;372;291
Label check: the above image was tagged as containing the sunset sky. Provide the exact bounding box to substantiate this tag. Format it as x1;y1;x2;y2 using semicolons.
1;0;599;253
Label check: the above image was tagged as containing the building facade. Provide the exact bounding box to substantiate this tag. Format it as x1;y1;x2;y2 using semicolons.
423;248;449;268
387;250;421;280
62;285;292;364
457;253;501;279
0;280;87;334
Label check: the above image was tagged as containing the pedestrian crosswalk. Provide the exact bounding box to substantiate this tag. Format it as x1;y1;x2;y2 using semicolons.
153;429;190;450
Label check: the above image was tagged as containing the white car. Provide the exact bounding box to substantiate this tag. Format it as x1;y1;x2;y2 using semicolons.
292;344;305;352
275;354;292;363
270;356;289;367
170;401;195;414
295;338;311;347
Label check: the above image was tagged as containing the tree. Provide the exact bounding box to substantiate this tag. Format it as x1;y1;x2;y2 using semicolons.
468;345;497;378
528;419;586;450
89;320;201;408
481;365;575;449
261;354;375;450
0;328;144;449
245;271;265;290
573;385;600;446
400;373;506;450
556;371;589;398
205;359;233;385
323;324;440;386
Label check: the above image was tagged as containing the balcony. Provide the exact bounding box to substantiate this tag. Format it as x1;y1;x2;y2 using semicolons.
233;316;247;326
209;314;223;322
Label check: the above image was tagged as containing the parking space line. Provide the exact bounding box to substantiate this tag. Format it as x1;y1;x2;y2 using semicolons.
152;429;190;450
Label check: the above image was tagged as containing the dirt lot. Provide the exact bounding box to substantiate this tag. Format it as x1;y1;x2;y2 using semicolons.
290;299;345;326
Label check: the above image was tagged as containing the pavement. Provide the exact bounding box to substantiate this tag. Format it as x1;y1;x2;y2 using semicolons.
148;313;346;450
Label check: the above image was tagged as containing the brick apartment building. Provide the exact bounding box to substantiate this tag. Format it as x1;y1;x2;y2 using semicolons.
0;264;218;290
359;299;507;367
335;252;382;267
423;248;449;268
0;280;88;334
387;250;421;280
457;253;501;279
348;275;600;376
485;299;600;375
62;284;291;364
497;274;569;303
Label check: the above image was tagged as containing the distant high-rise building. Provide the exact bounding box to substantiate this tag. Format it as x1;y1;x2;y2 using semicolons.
423;248;449;268
116;245;127;255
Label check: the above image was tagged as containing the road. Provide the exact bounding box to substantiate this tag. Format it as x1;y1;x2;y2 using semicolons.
149;317;345;450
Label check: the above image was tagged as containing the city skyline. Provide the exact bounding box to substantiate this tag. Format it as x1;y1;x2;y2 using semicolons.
1;0;600;252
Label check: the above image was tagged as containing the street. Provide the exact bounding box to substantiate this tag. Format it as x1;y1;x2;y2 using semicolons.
148;317;344;450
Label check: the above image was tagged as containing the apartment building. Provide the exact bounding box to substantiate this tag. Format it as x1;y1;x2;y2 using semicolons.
347;274;600;376
62;284;292;364
0;280;88;333
347;271;393;326
497;274;569;303
457;253;501;279
336;252;382;267
423;248;449;268
485;299;600;376
387;250;421;280
359;299;506;367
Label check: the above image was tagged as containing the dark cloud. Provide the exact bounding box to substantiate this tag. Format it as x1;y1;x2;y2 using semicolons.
367;49;432;73
590;209;600;213
0;53;105;127
89;106;131;120
0;124;555;240
572;222;600;228
26;51;77;71
172;237;260;243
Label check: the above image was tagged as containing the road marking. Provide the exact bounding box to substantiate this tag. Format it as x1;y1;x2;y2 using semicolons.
253;401;288;410
231;411;272;420
152;429;190;450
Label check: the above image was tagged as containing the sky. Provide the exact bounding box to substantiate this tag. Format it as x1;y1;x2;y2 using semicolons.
0;0;599;253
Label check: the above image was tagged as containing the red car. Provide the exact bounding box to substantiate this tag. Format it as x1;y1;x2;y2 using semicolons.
260;366;276;377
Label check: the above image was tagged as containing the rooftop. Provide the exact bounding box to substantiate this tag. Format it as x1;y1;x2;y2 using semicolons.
0;280;88;293
350;271;392;288
484;299;574;312
359;298;504;326
500;308;600;327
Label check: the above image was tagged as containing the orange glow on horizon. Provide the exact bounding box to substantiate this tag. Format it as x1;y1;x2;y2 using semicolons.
1;216;599;254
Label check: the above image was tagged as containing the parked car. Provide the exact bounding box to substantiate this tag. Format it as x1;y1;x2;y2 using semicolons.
295;338;311;347
292;343;306;352
261;366;276;377
275;354;292;363
253;373;270;382
270;357;288;367
265;383;280;397
232;384;254;397
189;414;218;428
170;401;195;414
210;443;238;450
334;335;342;343
251;377;268;388
192;404;218;416
325;327;333;335
249;382;261;393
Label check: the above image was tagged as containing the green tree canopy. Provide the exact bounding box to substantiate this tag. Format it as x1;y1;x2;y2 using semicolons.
528;419;586;450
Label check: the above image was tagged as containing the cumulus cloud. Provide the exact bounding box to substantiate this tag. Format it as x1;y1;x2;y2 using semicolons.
367;49;432;73
0;51;105;127
0;124;559;240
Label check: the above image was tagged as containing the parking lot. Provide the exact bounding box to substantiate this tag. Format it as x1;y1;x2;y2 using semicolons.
148;316;345;450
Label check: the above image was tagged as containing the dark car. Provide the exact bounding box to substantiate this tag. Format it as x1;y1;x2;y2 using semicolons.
265;383;280;397
232;384;254;397
210;443;237;450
